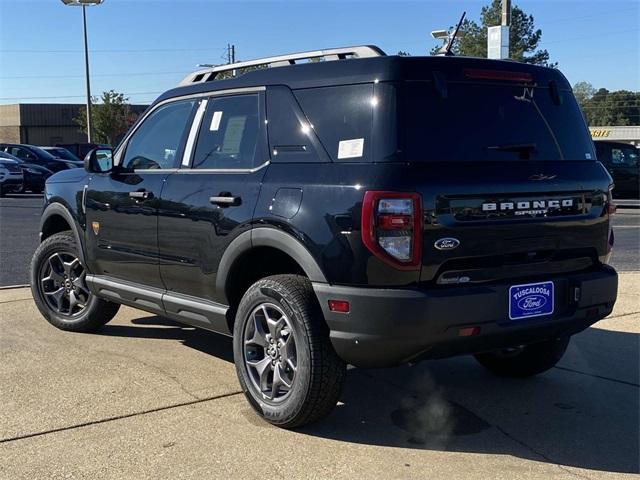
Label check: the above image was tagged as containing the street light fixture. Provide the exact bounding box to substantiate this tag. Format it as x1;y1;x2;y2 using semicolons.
60;0;105;143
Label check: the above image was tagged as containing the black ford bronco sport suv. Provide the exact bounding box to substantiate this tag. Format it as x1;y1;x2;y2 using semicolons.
31;46;618;428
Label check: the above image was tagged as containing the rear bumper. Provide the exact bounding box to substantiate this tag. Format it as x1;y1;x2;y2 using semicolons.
313;266;618;367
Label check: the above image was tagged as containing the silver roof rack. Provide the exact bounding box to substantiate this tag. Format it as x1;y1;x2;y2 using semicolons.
179;45;385;86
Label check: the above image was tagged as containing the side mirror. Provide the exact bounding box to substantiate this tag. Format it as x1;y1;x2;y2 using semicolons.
85;148;113;173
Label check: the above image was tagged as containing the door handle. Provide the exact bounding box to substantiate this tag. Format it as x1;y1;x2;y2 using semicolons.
209;194;241;207
129;190;153;200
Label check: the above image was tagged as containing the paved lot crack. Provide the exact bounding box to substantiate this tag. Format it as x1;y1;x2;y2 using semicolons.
96;349;202;400
493;425;594;480
605;310;640;320
553;365;639;387
0;297;32;305
0;391;243;444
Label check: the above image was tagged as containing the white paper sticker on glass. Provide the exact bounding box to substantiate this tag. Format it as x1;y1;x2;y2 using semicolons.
337;138;364;159
210;111;223;131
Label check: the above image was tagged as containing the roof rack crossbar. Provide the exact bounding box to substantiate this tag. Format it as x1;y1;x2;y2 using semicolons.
179;45;385;86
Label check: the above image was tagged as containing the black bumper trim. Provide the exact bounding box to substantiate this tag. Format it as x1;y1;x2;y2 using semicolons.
313;266;618;367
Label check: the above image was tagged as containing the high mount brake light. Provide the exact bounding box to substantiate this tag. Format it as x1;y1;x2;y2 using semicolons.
361;191;422;270
464;69;534;83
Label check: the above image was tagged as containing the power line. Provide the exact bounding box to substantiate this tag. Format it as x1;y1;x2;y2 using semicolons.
0;46;229;54
542;6;638;24
0;91;163;101
542;28;638;45
1;71;186;80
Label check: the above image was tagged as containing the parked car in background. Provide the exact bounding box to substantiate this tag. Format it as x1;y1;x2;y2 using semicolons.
0;144;83;173
54;143;112;160
0;151;52;193
0;157;24;196
594;141;639;198
41;146;82;163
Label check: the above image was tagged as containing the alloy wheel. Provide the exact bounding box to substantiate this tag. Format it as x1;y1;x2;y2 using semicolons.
39;252;90;317
243;303;298;403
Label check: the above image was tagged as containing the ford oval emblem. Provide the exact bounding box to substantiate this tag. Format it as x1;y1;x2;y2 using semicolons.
434;238;460;251
517;294;548;311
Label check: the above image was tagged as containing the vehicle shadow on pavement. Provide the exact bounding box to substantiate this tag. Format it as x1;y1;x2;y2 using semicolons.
299;327;639;475
98;318;638;474
99;316;235;363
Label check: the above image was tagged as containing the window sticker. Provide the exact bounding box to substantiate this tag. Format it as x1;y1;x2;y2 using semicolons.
337;138;364;159
585;153;592;159
221;116;246;154
210;111;223;131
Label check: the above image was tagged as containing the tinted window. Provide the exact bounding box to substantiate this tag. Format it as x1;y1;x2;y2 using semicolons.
9;147;36;161
192;95;260;169
402;82;594;161
123;100;195;170
295;84;373;162
266;86;326;163
611;146;638;167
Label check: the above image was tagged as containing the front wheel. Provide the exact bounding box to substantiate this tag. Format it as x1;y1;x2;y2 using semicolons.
474;336;570;378
233;275;346;428
31;231;120;332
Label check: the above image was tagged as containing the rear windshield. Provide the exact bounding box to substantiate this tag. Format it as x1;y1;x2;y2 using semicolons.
401;81;594;161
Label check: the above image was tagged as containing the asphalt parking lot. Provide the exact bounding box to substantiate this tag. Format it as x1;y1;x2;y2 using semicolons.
0;274;638;479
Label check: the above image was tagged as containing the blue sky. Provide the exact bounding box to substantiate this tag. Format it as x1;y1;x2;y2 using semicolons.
0;0;638;105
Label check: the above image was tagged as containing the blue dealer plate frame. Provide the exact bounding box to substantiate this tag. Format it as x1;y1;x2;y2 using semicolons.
509;281;554;320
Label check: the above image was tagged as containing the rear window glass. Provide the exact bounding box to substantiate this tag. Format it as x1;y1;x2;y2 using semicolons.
294;84;373;162
402;81;594;161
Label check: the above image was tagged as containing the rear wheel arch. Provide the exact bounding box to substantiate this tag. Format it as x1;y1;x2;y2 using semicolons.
219;228;328;330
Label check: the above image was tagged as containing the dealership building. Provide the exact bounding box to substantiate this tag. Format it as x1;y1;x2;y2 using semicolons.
589;126;640;146
0;103;148;146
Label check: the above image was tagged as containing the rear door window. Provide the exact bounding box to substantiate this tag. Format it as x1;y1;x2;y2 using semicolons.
192;94;260;170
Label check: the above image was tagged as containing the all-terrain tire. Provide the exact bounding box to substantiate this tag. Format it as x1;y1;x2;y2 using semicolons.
233;274;346;428
474;336;570;378
31;231;120;332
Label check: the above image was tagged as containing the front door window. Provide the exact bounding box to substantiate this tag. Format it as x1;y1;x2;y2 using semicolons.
122;100;196;170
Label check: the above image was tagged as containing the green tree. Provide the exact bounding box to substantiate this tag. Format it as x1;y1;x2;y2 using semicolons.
572;82;640;126
75;90;137;145
431;0;555;67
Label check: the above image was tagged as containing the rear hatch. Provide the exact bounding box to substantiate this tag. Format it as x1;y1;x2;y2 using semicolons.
394;59;613;284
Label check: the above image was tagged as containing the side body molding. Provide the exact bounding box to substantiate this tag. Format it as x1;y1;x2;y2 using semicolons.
40;202;86;265
215;227;328;298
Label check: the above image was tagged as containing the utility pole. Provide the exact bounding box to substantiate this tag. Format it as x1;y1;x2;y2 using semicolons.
82;5;93;143
227;44;236;64
502;0;511;26
488;0;510;59
61;0;104;143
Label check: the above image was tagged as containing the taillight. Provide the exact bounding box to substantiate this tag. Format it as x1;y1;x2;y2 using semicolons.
361;191;422;270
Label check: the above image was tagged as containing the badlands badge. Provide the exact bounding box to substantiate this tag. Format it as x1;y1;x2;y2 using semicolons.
92;221;100;235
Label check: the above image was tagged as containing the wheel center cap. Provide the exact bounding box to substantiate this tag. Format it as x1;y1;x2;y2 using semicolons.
64;279;72;290
267;346;278;359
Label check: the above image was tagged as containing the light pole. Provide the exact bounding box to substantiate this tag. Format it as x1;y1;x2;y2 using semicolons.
60;0;105;143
